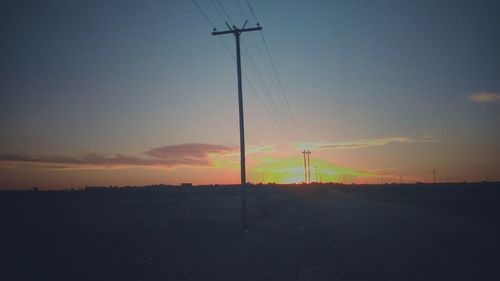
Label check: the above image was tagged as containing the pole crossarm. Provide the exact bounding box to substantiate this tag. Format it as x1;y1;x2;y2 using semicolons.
212;26;262;36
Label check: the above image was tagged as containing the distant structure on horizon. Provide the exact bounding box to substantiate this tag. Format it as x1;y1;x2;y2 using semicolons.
302;150;311;183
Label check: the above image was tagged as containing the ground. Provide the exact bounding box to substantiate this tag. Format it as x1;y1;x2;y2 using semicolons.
1;183;499;280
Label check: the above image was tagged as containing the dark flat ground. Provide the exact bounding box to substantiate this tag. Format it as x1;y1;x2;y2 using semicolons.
1;183;500;281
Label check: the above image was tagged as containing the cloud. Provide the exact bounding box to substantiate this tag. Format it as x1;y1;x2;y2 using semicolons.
0;143;238;169
469;91;500;104
145;143;237;164
295;136;436;151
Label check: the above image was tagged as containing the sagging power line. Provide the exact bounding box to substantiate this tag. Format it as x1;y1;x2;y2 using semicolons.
244;0;303;140
192;0;301;143
217;36;296;143
191;1;309;231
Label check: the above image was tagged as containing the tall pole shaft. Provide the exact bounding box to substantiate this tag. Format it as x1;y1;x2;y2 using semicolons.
235;33;247;230
315;166;317;183
307;151;311;184
212;25;261;232
302;151;307;183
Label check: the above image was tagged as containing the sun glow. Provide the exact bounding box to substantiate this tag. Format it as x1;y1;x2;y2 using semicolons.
250;157;371;184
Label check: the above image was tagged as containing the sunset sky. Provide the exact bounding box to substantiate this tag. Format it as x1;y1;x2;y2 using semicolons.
1;0;499;189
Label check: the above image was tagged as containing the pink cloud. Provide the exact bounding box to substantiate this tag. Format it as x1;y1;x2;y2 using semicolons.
145;143;237;161
0;143;238;169
469;91;500;104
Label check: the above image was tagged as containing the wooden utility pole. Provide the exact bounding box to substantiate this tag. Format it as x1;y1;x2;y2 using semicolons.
302;150;307;183
212;21;262;231
306;150;311;184
315;166;318;183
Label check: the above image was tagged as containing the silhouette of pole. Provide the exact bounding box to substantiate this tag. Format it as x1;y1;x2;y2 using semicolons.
302;150;307;183
306;150;311;184
212;21;262;231
315;166;318;183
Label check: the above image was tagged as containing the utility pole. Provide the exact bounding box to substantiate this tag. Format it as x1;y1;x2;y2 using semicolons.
306;150;311;184
315;166;318;183
212;21;262;231
302;150;307;183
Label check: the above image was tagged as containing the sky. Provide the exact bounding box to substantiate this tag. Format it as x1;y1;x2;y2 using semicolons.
1;0;499;189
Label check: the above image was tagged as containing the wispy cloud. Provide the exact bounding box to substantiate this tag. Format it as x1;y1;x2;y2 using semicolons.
144;143;237;165
469;91;500;104
295;136;436;151
0;143;239;169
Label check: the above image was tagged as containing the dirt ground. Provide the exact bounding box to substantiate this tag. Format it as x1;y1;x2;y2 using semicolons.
1;183;499;281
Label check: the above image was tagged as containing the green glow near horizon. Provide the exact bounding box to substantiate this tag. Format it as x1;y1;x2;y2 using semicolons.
250;157;371;184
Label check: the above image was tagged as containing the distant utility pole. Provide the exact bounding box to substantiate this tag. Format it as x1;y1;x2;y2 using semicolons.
315;166;318;183
302;150;307;183
306;150;311;184
212;21;262;231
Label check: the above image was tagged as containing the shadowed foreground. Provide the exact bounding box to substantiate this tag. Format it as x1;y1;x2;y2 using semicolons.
2;183;499;280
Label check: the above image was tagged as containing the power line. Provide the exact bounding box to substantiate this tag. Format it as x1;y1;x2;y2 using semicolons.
214;2;297;142
259;31;302;139
215;0;234;26
237;0;248;20
218;36;295;143
242;0;303;140
217;36;235;60
241;40;298;141
236;1;272;82
259;32;296;123
209;0;228;26
246;0;259;24
249;32;273;84
191;0;216;30
192;0;300;143
246;35;288;130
